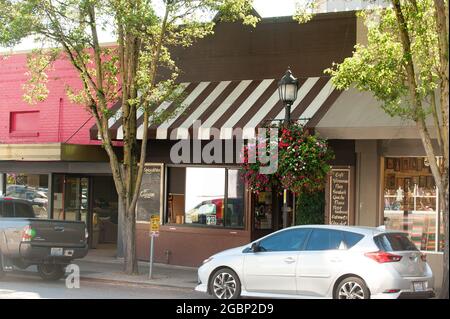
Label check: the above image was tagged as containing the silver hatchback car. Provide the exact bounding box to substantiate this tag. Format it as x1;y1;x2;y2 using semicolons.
195;225;435;299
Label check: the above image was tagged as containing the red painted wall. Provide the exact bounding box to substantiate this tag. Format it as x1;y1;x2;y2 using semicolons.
0;53;100;145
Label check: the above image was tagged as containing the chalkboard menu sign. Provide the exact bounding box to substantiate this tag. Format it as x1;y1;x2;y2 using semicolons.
136;164;164;223
328;168;351;225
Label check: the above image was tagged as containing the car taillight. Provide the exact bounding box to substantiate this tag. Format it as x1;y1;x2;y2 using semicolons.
420;253;427;262
22;225;36;242
364;251;402;263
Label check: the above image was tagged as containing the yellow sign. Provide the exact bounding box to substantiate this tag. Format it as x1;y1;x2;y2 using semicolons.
150;215;160;235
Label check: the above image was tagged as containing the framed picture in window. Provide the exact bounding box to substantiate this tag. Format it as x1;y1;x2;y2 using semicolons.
419;176;427;188
401;158;409;171
394;158;401;171
387;174;396;189
386;158;394;170
410;158;417;170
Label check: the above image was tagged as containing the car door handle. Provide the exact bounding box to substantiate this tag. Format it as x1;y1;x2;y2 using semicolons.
330;258;342;263
284;257;296;264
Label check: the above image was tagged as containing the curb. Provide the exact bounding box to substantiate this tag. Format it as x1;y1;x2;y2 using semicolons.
5;270;197;291
79;275;197;291
79;258;198;272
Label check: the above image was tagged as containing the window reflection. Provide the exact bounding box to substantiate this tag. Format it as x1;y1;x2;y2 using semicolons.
167;167;245;229
5;173;48;219
185;168;225;226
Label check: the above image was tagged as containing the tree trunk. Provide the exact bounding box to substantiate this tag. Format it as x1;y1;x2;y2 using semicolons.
124;204;138;275
439;173;449;299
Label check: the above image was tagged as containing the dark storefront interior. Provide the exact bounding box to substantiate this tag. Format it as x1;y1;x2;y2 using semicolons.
52;174;118;249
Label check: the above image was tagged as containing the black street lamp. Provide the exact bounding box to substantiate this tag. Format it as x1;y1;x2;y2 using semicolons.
278;68;299;228
278;68;299;123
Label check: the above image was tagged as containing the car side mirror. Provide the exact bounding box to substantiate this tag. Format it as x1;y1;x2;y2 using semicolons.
251;242;261;253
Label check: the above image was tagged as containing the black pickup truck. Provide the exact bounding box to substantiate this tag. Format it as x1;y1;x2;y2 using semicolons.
0;197;88;281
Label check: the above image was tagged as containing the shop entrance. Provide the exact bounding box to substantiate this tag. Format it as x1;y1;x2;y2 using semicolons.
52;174;118;252
251;190;295;241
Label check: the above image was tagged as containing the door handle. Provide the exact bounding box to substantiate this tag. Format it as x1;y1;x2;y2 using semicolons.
284;257;296;264
330;257;342;263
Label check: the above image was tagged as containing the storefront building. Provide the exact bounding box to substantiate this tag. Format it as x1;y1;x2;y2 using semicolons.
90;11;443;289
0;145;120;250
315;88;445;289
0;52;120;252
89;11;358;265
1;9;443;289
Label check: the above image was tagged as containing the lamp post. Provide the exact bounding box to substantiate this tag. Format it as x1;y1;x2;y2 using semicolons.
278;68;299;228
278;68;299;124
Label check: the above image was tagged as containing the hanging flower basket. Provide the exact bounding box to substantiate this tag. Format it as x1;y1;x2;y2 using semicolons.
277;124;334;194
240;137;281;194
240;122;334;194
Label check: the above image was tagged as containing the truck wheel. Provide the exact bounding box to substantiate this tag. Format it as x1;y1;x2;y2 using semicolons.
37;264;66;281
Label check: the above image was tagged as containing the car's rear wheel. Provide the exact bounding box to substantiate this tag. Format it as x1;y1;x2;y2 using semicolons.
209;268;241;299
37;264;66;281
336;277;370;299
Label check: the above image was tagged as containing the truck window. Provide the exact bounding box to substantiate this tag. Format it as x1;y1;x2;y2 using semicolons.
14;202;35;218
0;201;14;217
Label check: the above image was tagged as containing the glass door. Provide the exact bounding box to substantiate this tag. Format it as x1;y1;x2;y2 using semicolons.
64;177;89;221
52;174;90;222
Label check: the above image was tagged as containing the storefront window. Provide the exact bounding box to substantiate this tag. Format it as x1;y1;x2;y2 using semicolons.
5;173;49;219
383;157;442;252
167;167;245;229
185;168;225;225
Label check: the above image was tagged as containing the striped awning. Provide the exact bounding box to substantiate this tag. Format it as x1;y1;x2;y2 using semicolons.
90;77;342;140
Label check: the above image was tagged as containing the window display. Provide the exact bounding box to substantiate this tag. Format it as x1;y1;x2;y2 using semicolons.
383;157;443;252
166;167;245;229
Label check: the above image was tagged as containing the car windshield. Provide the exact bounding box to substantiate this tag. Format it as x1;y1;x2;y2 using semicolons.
374;233;418;252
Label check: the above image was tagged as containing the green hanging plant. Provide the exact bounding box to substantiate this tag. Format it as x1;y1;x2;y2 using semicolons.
240;122;334;195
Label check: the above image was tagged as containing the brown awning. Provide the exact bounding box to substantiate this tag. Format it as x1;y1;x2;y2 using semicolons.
89;77;342;140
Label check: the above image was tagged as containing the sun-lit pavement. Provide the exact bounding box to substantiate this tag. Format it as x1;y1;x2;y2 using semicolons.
0;274;211;299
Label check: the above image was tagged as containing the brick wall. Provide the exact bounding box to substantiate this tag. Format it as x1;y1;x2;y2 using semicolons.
0;53;100;145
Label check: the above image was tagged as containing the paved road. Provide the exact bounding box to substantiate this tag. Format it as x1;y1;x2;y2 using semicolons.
0;274;211;299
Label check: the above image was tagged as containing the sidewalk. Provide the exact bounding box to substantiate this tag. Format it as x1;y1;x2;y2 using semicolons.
11;250;199;290
72;253;199;289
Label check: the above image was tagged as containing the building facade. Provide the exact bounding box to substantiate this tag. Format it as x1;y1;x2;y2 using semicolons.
0;10;444;289
0;52;119;251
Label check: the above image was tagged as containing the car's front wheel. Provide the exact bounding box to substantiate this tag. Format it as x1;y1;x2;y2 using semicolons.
335;276;370;299
209;268;241;299
37;264;66;281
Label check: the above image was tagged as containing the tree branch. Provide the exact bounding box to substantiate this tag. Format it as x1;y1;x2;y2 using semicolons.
130;2;171;212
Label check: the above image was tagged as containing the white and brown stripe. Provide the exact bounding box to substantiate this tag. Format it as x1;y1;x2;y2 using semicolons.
90;77;341;140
